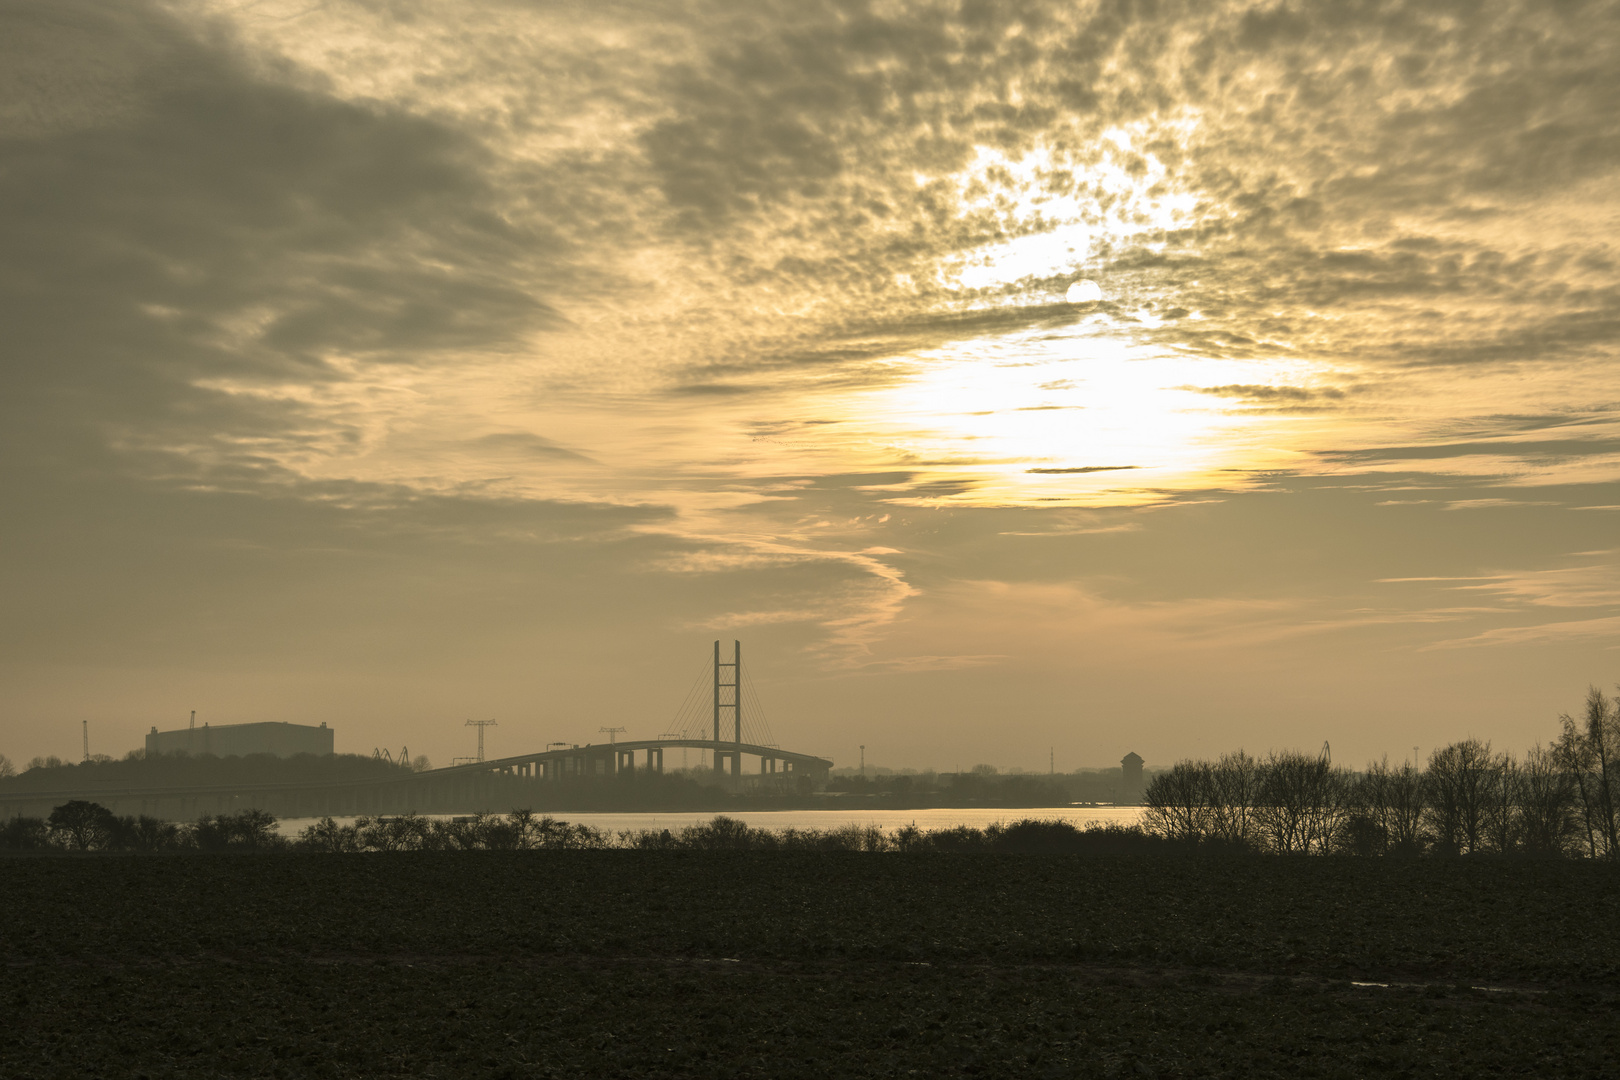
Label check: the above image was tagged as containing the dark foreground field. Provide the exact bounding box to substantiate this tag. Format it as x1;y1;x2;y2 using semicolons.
4;854;1618;1078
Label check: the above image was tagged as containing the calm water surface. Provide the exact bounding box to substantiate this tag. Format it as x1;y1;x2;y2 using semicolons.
276;806;1145;837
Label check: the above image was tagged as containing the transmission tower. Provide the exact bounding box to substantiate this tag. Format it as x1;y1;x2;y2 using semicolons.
465;718;497;763
82;721;89;763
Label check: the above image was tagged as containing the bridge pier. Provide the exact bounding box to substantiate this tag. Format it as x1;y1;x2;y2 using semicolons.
647;747;663;773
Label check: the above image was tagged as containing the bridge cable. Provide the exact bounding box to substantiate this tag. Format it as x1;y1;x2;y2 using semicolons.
663;656;714;741
740;665;779;748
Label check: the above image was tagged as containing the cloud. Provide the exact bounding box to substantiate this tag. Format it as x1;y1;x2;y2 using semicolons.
1425;615;1620;651
21;0;1608;517
1183;384;1346;403
471;433;595;462
0;0;577;515
4;0;1620;765
1441;498;1560;511
1376;550;1620;651
1449;555;1620;609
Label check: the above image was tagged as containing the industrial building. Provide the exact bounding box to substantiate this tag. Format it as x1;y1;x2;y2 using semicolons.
145;721;334;759
1120;751;1145;805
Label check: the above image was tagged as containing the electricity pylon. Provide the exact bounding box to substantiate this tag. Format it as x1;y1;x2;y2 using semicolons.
465;719;497;763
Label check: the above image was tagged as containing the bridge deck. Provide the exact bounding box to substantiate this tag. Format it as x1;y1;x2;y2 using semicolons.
437;738;831;776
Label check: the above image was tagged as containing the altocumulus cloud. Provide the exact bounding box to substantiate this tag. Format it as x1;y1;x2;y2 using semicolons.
2;0;1620;766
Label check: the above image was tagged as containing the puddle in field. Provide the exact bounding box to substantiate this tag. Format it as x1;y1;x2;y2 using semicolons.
1351;981;1543;995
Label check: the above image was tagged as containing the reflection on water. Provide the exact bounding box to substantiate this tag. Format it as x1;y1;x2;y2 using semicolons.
276;805;1144;837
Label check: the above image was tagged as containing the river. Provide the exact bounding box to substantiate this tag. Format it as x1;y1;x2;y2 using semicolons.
276;805;1145;837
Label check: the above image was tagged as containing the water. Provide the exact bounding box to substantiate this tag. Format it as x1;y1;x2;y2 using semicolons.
276;805;1144;837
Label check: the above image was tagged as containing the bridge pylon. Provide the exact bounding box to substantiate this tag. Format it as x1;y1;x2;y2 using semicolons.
713;640;741;781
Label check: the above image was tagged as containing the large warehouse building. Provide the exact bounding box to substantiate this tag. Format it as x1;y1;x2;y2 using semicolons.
145;721;334;758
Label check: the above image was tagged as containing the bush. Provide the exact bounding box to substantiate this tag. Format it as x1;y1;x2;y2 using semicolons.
356;813;432;852
672;815;767;851
108;815;184;852
189;810;286;852
0;816;52;850
298;817;361;852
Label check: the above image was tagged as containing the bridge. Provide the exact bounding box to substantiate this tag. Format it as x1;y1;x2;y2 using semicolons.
437;737;831;785
0;642;835;820
440;640;830;783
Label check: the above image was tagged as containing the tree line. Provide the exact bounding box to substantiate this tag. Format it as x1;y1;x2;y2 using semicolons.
0;750;425;792
0;803;1168;854
1144;686;1620;857
1;801;284;852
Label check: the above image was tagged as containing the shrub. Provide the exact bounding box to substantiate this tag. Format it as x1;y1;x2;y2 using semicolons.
0;816;52;850
676;815;766;851
298;817;360;852
189;809;286;851
108;815;183;852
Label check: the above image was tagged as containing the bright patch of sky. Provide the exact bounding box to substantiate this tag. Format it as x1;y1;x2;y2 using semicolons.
939;134;1202;291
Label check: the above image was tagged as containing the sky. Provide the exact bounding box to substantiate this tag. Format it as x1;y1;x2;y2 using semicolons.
2;0;1618;773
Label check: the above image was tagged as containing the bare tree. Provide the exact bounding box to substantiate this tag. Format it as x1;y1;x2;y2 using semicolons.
1480;752;1520;854
1352;756;1427;854
1143;761;1213;842
1517;743;1579;856
47;800;116;851
1384;759;1427;853
0;753;15;779
1207;750;1260;845
1555;686;1619;858
1424;739;1504;855
1254;750;1351;854
1348;758;1395;855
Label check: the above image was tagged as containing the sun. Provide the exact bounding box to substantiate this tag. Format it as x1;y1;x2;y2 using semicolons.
1066;280;1103;303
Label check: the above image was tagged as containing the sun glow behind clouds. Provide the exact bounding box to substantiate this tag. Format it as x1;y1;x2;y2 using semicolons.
840;326;1339;507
